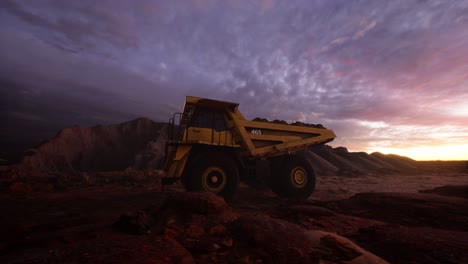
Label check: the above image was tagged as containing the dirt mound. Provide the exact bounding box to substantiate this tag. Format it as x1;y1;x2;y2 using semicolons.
370;152;417;170
303;150;339;175
17;118;166;173
419;185;468;199
324;192;468;231
252;117;326;129
307;146;425;175
335;150;387;172
309;145;365;175
354;152;396;170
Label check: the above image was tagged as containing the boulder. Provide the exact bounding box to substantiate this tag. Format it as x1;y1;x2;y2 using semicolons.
113;210;153;235
305;230;389;264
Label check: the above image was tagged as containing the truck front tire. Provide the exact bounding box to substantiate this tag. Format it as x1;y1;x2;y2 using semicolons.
183;152;239;200
270;155;316;199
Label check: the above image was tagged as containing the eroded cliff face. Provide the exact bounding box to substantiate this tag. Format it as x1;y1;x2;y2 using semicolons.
18;118;167;173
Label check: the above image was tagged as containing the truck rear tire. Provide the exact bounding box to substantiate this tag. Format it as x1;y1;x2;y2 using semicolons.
183;152;239;200
270;155;316;199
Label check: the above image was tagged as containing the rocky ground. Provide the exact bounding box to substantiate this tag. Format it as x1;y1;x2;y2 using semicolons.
1;171;467;264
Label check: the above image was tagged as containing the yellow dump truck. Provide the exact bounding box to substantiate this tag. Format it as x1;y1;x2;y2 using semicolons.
163;96;336;199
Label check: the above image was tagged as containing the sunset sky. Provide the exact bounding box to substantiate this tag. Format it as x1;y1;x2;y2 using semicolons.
1;0;467;160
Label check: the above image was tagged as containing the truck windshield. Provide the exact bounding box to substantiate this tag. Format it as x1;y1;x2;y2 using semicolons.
189;108;228;131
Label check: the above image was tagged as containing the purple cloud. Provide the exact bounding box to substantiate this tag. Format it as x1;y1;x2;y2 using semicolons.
1;0;467;159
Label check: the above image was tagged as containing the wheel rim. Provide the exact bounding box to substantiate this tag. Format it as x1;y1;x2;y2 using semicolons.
290;166;308;188
201;166;227;193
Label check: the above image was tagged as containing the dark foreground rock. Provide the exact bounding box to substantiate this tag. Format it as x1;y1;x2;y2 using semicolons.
113;210;153;235
354;225;468;264
324;192;468;231
112;192;388;264
419;184;468;199
317;191;468;264
2;186;468;264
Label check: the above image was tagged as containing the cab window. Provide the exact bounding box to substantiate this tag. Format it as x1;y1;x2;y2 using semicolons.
190;108;228;131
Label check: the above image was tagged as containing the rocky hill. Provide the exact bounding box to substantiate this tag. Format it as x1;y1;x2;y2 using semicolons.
17;118;166;173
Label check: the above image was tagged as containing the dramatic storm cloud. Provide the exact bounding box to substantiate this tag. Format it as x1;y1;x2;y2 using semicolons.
1;0;467;160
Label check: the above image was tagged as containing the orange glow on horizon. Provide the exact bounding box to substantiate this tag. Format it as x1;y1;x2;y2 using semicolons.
368;144;468;161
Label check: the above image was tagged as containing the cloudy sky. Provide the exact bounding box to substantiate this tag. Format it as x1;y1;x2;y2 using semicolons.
1;0;467;160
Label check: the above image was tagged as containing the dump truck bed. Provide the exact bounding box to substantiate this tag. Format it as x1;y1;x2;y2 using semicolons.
229;116;336;158
168;96;336;159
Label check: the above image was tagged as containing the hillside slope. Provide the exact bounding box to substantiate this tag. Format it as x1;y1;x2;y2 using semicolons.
18;118;166;173
306;145;417;175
